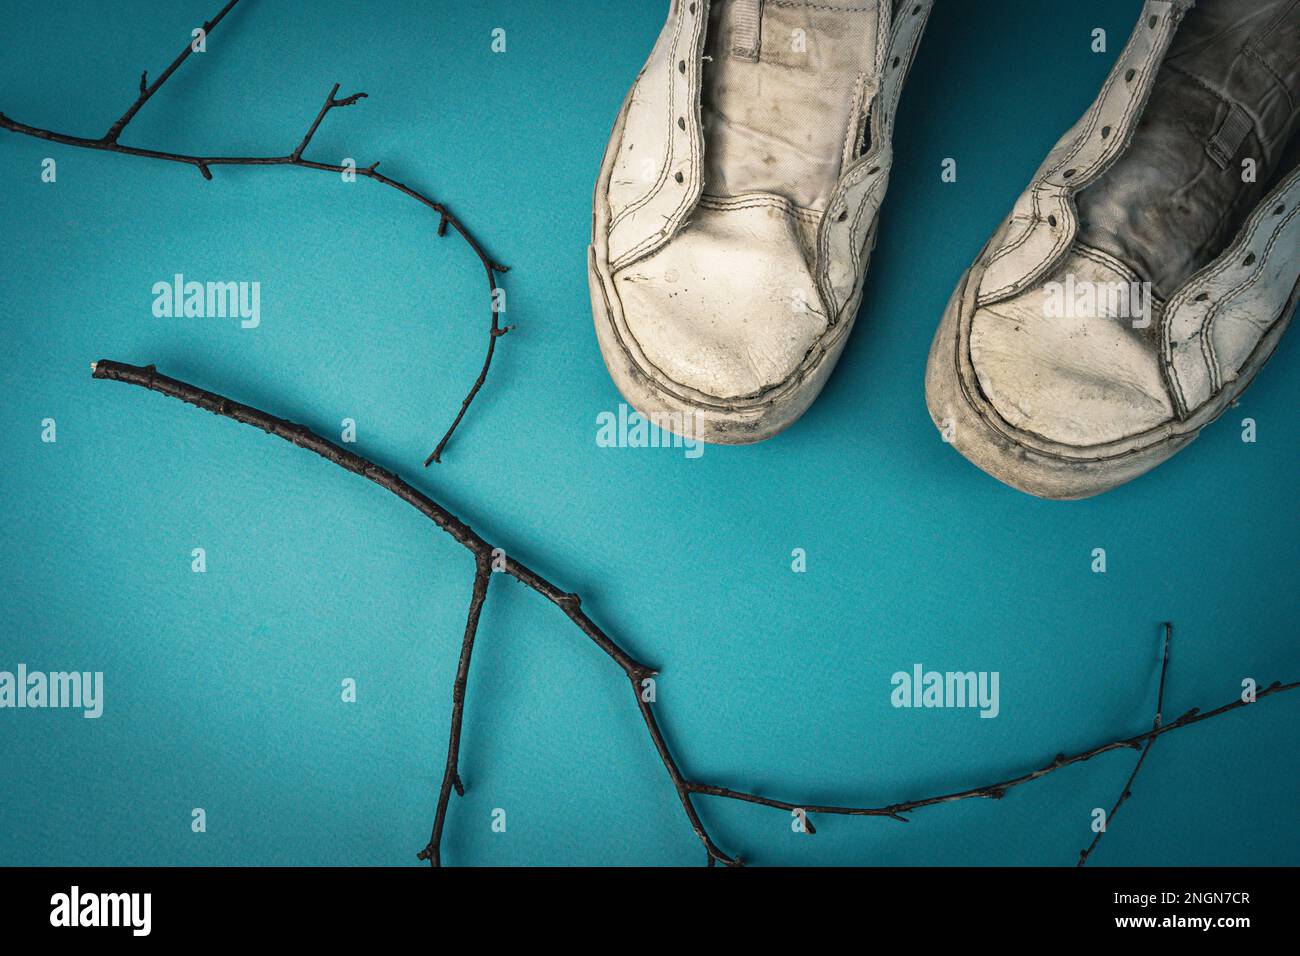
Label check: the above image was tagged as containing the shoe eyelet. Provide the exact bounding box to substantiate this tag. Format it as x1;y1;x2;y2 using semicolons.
689;2;696;14
1062;168;1076;179
1125;68;1137;82
674;171;685;184
892;56;901;69
837;209;849;222
1101;126;1112;139
1275;204;1286;215
1243;253;1257;266
1047;214;1058;227
678;117;686;130
912;4;922;14
868;166;881;175
1194;292;1209;302
1148;15;1158;28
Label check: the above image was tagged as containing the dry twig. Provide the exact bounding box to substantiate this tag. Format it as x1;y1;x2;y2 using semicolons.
0;0;508;464
1077;622;1172;866
90;360;1300;866
419;552;492;866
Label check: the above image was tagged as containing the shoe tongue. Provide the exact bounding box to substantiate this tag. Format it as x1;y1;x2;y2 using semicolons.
700;0;883;213
1075;0;1300;300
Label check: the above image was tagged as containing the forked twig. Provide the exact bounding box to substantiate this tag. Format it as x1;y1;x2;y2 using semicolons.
0;0;508;464
1077;622;1172;866
90;360;1300;866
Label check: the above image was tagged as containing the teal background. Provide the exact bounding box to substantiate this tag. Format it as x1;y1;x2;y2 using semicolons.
0;0;1296;867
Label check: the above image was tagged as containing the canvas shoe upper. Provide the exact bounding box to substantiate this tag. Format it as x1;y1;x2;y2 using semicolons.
926;0;1300;499
590;0;933;444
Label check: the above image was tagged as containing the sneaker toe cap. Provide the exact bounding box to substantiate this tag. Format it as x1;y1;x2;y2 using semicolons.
969;259;1176;448
612;203;831;401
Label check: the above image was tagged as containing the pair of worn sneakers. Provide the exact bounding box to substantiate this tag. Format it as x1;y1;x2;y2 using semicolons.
588;0;1299;499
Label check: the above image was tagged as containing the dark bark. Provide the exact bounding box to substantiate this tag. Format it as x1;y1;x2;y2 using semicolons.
0;0;508;464
91;360;1300;866
419;554;493;867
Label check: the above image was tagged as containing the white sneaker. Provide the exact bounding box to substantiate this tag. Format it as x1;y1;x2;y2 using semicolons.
590;0;933;444
926;0;1299;499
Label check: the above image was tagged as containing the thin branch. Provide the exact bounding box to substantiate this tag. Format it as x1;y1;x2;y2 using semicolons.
0;0;507;463
1078;623;1170;866
418;553;492;867
90;361;1300;866
631;679;739;865
425;278;510;467
683;656;1294;835
290;83;367;162
103;0;243;144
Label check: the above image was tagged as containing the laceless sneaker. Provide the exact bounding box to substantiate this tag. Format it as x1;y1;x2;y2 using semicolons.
590;0;933;444
926;0;1300;499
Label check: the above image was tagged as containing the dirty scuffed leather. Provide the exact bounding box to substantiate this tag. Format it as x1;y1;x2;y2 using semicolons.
926;0;1300;499
591;0;933;443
